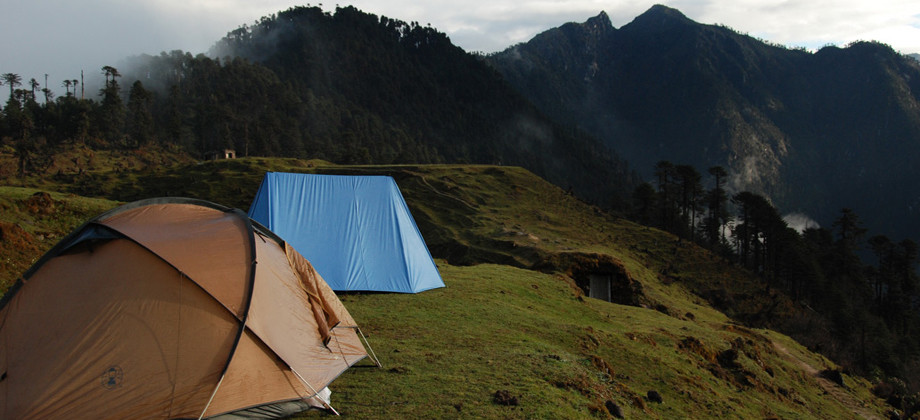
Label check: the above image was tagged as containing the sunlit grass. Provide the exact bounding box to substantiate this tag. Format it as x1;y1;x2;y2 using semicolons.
309;262;885;418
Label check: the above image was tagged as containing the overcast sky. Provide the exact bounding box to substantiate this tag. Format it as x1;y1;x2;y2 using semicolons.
2;1;919;95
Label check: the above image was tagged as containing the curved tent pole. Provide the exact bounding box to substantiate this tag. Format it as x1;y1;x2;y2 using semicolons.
197;209;259;420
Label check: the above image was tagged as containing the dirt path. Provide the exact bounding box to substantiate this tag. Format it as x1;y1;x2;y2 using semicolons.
772;341;882;420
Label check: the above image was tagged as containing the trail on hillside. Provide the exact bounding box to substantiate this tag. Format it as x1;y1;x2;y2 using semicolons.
417;176;478;211
772;341;881;420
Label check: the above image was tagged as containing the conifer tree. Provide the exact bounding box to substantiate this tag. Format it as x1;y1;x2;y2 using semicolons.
98;66;125;145
126;80;154;146
703;166;730;251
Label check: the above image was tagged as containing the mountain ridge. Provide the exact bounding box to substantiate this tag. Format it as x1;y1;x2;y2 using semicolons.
488;5;920;241
115;6;641;210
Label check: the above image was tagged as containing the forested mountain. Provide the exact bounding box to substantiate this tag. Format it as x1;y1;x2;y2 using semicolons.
114;6;639;207
488;5;920;242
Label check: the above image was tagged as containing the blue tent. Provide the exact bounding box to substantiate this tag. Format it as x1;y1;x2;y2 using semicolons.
248;172;444;293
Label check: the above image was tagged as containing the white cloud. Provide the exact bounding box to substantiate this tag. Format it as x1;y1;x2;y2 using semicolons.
2;0;919;96
783;212;820;233
691;0;920;52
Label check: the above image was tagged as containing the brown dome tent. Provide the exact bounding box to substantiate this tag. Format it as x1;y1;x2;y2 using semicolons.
0;198;372;419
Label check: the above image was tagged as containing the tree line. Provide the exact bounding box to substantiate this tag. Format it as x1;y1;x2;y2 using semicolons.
1;5;641;208
1;54;438;178
634;160;920;390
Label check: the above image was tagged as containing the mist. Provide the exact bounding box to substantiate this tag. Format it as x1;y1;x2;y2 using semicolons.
783;212;820;233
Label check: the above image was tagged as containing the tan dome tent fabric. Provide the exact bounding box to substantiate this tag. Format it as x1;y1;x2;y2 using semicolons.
0;198;370;419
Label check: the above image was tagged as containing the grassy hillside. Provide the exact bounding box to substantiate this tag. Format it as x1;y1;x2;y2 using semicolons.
0;155;889;418
331;263;883;418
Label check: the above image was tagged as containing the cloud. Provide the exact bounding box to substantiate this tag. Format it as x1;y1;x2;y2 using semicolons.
783;212;820;233
0;1;292;87
3;0;919;98
691;0;920;52
347;0;612;53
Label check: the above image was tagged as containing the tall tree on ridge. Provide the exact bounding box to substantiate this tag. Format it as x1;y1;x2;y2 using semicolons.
703;166;730;250
675;164;702;241
654;160;677;232
28;78;39;99
126;80;154;146
632;182;657;226
834;208;867;254
2;73;22;101
99;66;125;144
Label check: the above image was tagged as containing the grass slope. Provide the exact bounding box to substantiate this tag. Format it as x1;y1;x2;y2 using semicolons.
329;262;882;418
0;187;119;287
0;156;888;418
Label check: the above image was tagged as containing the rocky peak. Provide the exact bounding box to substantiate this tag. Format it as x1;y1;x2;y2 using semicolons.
584;11;613;32
625;4;694;32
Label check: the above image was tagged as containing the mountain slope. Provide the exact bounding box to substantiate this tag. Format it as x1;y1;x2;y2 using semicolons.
122;6;640;208
488;5;920;240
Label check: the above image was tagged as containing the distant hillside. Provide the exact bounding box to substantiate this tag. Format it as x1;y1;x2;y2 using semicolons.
488;5;920;241
119;6;640;208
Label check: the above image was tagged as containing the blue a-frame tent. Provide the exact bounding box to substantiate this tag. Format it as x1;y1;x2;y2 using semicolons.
248;172;444;293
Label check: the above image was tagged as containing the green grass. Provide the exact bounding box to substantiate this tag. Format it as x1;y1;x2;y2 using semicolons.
0;156;890;418
0;186;119;232
313;262;886;418
0;187;119;288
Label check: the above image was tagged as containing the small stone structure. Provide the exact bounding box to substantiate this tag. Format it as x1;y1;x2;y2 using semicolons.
206;149;236;160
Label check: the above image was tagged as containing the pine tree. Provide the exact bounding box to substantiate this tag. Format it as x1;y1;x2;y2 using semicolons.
126;80;154;146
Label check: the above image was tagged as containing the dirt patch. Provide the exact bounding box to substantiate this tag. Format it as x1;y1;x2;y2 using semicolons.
678;336;717;363
723;324;775;348
492;390;519;406
728;336;776;377
549;372;602;398
591;354;615;378
610;382;648;412
23;192;56;215
678;335;777;393
581;326;602;352
773;340;881;420
0;222;40;290
0;222;36;249
625;332;658;347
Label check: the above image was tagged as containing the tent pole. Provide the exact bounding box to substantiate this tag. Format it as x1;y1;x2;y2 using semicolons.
356;327;382;368
291;368;340;416
199;213;260;419
333;326;381;368
197;317;252;419
196;374;228;420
